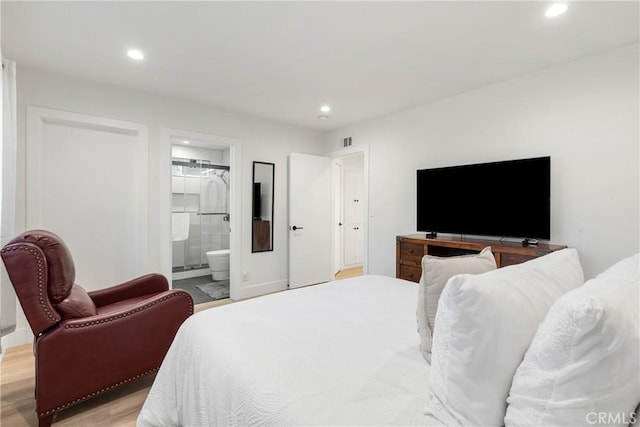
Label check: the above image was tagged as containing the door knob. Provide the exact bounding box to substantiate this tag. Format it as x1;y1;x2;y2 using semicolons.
338;222;343;226
292;225;304;231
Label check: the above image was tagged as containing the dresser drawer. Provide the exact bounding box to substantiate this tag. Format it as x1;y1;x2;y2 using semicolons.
500;253;536;267
400;242;424;266
399;265;422;283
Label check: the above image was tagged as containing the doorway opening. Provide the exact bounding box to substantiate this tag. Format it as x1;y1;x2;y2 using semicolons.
332;152;366;280
171;142;230;304
287;147;368;288
162;128;241;305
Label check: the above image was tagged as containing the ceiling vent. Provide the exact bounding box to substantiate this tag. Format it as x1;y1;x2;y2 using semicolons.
342;137;352;148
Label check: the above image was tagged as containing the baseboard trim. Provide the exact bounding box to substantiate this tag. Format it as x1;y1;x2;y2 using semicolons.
233;279;288;301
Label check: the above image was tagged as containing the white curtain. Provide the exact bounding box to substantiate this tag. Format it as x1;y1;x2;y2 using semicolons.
1;59;17;343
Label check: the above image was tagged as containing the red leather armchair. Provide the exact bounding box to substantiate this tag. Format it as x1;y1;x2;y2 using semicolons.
1;230;194;427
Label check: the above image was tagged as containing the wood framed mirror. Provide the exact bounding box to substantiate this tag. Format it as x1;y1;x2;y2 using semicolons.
252;161;274;252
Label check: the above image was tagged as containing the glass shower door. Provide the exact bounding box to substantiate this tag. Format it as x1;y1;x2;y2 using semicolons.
172;157;230;272
172;158;207;271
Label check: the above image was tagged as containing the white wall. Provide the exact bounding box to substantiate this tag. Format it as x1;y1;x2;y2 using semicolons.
5;65;324;347
14;66;324;288
325;43;640;280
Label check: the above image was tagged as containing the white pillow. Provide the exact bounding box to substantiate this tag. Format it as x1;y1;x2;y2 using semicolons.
425;248;584;426
416;247;496;363
505;253;640;427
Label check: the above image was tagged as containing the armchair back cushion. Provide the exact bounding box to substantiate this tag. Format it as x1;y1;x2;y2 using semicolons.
54;284;98;319
8;229;76;302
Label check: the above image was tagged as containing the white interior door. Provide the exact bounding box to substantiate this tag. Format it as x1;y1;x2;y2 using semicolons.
288;152;331;288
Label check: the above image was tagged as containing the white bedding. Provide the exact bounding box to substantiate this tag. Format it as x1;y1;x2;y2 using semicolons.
137;275;441;426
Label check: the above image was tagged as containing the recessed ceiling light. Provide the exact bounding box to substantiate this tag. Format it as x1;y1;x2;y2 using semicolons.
545;3;568;18
127;49;144;61
183;140;190;144
318;115;330;120
320;105;331;113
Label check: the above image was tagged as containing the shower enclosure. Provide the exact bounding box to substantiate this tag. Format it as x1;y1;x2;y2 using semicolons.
172;157;230;273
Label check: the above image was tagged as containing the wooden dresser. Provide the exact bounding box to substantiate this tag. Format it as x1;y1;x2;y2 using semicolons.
396;234;567;283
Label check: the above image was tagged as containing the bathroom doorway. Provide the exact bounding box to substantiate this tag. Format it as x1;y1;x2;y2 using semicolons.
161;128;241;305
171;142;231;304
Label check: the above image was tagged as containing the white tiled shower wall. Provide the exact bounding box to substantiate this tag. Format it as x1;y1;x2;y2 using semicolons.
171;144;230;270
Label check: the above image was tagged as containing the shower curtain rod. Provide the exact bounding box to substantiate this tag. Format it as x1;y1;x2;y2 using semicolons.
172;160;230;171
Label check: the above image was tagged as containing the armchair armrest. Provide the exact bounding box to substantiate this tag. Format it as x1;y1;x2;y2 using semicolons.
35;289;193;417
88;273;169;308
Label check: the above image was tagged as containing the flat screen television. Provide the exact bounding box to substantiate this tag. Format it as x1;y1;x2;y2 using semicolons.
416;156;550;240
252;182;262;219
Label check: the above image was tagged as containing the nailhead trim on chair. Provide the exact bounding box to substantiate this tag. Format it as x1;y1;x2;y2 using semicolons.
63;292;194;329
38;367;160;416
1;245;195;418
39;289;194;416
1;245;60;323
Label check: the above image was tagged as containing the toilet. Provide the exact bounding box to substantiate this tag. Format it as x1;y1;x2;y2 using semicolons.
206;249;230;281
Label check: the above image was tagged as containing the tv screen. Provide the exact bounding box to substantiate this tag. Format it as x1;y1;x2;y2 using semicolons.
253;182;262;219
416;156;550;240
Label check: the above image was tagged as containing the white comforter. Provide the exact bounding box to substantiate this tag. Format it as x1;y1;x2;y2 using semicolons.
138;275;440;426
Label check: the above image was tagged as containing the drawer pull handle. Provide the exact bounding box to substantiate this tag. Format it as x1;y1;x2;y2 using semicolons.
409;249;414;254
408;273;414;278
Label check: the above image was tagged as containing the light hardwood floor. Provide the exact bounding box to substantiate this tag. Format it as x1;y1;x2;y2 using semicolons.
334;266;363;280
0;298;233;427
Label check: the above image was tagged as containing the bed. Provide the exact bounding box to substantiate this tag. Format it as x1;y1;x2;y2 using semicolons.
137;252;640;426
137;275;442;426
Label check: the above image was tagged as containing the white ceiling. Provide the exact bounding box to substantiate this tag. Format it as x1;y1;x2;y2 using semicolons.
2;1;638;131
